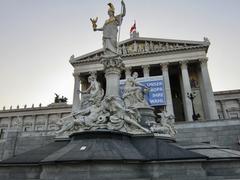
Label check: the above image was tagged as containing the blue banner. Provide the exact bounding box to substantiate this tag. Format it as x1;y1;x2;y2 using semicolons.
120;76;166;106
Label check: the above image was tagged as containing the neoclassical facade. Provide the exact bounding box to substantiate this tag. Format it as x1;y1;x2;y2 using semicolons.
0;103;71;138
1;90;239;139
0;33;228;137
70;33;218;122
215;89;240;119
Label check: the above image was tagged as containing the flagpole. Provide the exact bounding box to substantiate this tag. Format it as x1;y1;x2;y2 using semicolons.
117;0;123;52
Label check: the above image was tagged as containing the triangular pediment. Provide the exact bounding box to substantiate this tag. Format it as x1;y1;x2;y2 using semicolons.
70;36;210;66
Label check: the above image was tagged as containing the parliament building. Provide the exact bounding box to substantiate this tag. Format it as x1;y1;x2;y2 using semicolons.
0;32;240;160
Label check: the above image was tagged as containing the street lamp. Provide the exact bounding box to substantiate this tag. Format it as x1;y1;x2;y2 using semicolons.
187;92;200;121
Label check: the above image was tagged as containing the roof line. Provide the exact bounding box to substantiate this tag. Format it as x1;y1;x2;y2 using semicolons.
71;36;209;62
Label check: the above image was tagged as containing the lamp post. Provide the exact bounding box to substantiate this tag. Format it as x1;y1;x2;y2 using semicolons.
187;92;200;121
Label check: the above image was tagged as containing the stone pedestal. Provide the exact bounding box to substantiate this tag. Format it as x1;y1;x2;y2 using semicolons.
138;107;156;127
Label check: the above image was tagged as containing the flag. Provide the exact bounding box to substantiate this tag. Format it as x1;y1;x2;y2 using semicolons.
130;21;136;33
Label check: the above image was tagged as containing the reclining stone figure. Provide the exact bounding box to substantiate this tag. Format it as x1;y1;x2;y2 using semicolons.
104;96;150;133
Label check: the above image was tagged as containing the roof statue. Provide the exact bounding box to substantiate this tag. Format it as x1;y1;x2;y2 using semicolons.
54;93;68;103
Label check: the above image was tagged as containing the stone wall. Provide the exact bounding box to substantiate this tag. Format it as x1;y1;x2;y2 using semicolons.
0;103;71;137
0;119;240;161
0;89;240;137
0;131;55;161
214;89;240;119
175;119;240;150
0;161;240;180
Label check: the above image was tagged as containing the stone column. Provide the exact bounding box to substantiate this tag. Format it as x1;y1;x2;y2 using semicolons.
102;57;124;97
219;100;229;119
21;117;25;132
160;63;174;117
199;58;218;120
180;61;193;121
32;115;37;131
8;117;12;131
17;116;23;132
72;73;81;113
125;67;132;78
105;67;121;97
142;65;150;77
44;114;49;131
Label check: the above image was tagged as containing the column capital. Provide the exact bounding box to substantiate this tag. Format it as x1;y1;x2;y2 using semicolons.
199;57;208;64
141;65;150;69
160;62;169;71
142;65;150;77
179;60;189;69
72;72;80;77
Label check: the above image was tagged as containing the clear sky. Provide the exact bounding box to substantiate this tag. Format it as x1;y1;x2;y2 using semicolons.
0;0;240;109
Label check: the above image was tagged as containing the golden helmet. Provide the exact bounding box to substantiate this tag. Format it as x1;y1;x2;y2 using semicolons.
108;3;115;13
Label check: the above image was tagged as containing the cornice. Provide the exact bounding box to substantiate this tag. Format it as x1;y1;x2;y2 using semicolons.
71;45;208;67
70;36;209;67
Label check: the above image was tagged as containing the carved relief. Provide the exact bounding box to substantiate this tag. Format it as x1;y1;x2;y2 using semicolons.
56;96;149;136
56;71;177;137
77;40;201;63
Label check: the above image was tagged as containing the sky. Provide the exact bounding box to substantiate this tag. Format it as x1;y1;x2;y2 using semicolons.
0;0;240;109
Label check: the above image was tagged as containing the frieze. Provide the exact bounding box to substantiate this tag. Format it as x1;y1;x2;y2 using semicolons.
71;38;209;66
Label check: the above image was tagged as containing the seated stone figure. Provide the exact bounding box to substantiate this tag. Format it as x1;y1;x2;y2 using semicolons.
123;72;149;108
79;74;104;109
